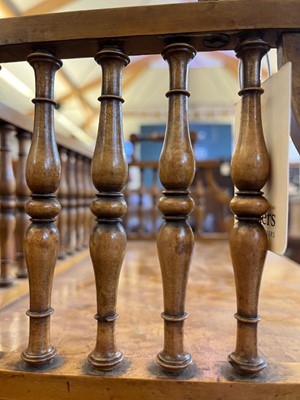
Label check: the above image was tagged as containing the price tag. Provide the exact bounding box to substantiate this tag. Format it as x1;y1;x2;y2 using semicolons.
235;62;291;255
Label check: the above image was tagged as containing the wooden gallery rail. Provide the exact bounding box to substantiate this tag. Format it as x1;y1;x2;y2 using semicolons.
0;1;300;398
0;103;94;283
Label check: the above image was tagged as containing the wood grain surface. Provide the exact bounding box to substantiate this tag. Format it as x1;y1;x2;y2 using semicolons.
0;1;299;61
0;240;300;399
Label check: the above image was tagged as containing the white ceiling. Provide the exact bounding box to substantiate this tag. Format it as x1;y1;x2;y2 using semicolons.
0;0;278;148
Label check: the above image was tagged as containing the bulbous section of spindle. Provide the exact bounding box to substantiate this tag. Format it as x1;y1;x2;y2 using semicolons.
230;193;269;219
26;197;61;220
158;193;194;217
90;195;127;220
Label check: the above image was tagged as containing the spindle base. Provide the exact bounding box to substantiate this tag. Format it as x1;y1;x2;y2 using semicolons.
228;351;266;375
21;346;56;366
156;351;192;372
16;269;28;279
0;276;14;287
88;351;123;371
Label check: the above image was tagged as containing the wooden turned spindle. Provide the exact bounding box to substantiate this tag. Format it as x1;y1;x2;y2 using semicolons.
22;51;62;366
57;147;68;259
0;123;16;287
156;43;196;372
151;167;159;234
66;150;77;255
88;47;129;370
228;38;270;375
75;154;85;250
15;129;31;278
83;157;92;247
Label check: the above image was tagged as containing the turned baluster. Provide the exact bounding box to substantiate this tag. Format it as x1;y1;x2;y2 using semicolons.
228;38;270;375
82;157;91;247
0;123;16;287
192;167;205;238
57;147;68;259
22;51;62;365
138;166;145;236
88;47;129;370
88;159;94;231
66;150;77;255
15;129;31;278
156;43;196;371
75;154;85;251
151;166;159;235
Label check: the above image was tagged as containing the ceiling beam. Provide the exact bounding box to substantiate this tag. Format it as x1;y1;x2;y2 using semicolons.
0;0;17;17
210;51;269;81
57;69;97;117
21;0;76;16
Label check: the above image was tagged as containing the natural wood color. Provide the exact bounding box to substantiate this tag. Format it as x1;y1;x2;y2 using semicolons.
0;102;92;158
88;47;129;371
57;69;97;121
66;150;77;255
57;147;69;259
75;154;85;251
0;1;299;62
278;33;300;154
22;50;62;366
0;0;16;18
15;129;31;279
82;157;92;247
228;38;270;375
211;51;269;82
156;42;196;371
21;0;76;16
122;55;160;90
1;241;300;399
0;123;16;287
0;248;89;310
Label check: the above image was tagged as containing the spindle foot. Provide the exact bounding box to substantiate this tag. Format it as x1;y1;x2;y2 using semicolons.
88;351;123;371
21;346;56;366
16;269;28;279
156;351;192;372
228;352;266;375
0;276;14;287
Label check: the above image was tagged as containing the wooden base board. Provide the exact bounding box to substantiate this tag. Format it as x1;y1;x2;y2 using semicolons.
0;240;300;399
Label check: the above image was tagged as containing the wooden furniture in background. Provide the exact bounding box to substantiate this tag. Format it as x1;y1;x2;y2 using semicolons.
15;129;31;278
57;146;69;259
0;123;16;287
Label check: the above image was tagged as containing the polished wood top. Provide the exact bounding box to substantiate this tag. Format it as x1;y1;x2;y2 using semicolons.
0;240;300;399
0;1;299;61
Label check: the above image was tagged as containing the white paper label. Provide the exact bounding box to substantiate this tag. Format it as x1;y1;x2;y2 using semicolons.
235;62;291;255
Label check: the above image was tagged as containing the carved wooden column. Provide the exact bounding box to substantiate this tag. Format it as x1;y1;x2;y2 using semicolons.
82;157;91;247
57;146;68;259
22;51;62;366
228;38;270;375
88;47;129;370
0;123;16;287
138;166;145;236
156;43;196;371
151;166;159;235
75;154;85;251
15;129;31;278
66;150;77;255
